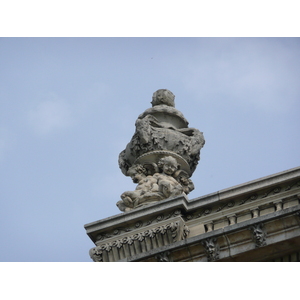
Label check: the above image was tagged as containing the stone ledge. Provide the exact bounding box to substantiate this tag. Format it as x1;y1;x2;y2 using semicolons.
85;166;300;242
84;166;300;261
84;195;189;243
124;204;300;262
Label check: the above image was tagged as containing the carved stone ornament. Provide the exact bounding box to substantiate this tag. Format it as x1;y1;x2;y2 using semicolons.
249;223;267;248
117;89;205;212
201;237;220;261
155;251;172;262
89;216;189;262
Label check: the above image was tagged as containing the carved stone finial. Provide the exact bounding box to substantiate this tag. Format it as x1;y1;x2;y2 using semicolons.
117;90;205;212
151;89;175;107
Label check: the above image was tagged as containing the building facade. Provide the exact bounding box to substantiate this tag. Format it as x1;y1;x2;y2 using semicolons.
85;166;300;262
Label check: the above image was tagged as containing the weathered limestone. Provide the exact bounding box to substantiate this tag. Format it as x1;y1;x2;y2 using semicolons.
117;89;205;212
84;89;300;261
85;166;300;262
88;214;189;262
249;223;267;247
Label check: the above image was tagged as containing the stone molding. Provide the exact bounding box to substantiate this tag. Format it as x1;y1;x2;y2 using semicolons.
127;205;300;262
85;168;300;239
94;208;183;243
184;182;300;233
85;166;300;262
89;216;189;262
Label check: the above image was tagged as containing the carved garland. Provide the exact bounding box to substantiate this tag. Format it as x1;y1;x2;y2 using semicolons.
90;221;188;262
96;209;182;242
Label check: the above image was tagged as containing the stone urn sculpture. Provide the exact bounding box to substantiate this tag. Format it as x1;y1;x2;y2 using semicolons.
117;89;205;212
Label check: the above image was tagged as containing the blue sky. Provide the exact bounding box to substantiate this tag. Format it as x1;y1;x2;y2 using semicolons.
1;37;300;262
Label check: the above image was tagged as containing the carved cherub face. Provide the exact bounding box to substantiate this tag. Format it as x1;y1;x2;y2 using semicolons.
158;156;178;175
127;165;146;183
151;89;175;107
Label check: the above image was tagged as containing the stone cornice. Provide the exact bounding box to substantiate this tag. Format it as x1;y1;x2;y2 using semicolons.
189;166;300;208
123;204;300;262
85;166;300;243
84;195;189;243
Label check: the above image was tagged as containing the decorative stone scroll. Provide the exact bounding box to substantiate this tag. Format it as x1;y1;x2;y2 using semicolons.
89;216;189;262
117;89;205;212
